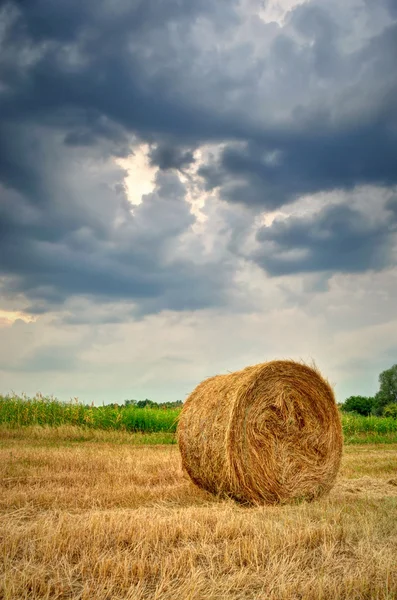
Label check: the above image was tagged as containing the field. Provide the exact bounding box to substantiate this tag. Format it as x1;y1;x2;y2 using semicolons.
0;395;180;435
1;395;397;444
1;426;397;600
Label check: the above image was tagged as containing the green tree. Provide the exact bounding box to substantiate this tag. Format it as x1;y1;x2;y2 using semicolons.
383;403;397;419
341;395;375;416
136;399;157;408
374;364;397;415
124;399;137;406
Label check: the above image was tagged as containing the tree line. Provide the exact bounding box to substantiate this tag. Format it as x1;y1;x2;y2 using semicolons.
123;399;183;409
341;364;397;418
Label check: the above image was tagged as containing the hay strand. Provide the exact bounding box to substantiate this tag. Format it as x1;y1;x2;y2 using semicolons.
177;360;343;505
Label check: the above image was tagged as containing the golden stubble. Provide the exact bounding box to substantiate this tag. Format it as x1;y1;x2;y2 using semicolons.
1;427;397;600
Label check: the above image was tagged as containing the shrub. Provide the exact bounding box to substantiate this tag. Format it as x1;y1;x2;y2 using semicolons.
383;403;397;419
341;395;375;416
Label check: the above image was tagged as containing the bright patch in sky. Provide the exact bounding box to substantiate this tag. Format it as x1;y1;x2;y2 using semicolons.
117;145;156;205
0;310;37;326
258;0;309;23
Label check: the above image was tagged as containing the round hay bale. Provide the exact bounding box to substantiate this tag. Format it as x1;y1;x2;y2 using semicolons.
177;360;343;505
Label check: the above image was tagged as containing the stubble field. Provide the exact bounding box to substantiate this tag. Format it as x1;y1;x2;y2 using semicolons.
1;426;397;600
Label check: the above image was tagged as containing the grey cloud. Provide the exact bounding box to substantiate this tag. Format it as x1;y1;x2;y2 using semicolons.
1;0;397;323
0;139;232;317
2;0;396;197
63;115;129;156
5;0;237;43
0;342;80;373
18;345;80;373
148;143;196;171
0;0;243;145
198;104;397;209
386;195;397;219
251;203;397;276
197;7;397;209
384;0;397;17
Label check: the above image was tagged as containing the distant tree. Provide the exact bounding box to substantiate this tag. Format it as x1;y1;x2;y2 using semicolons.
158;400;183;409
383;403;397;419
123;398;183;409
136;399;156;408
374;364;397;415
124;399;137;406
341;395;375;416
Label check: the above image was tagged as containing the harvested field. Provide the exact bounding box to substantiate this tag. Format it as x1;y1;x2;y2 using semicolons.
0;427;396;600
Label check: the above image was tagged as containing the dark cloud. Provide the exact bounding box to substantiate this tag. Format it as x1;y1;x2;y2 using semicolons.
0;0;397;321
386;195;397;219
1;0;396;175
0;123;49;201
0;159;231;315
197;6;397;209
0;0;243;144
198;113;397;209
148;143;195;171
4;0;236;43
385;0;397;17
0;0;243;320
63;115;129;156
252;203;397;276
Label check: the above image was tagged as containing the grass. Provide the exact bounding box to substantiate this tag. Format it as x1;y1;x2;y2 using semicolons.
341;413;397;444
0;428;396;599
0;394;179;433
1;394;397;443
0;425;177;447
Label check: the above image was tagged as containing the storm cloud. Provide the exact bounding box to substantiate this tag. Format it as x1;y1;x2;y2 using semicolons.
148;143;196;171
0;0;397;321
252;200;397;276
0;157;231;314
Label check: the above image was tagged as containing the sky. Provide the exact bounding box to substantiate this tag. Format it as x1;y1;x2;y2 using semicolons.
0;0;396;404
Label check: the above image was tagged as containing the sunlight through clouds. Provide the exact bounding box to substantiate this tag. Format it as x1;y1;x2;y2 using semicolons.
116;145;156;206
0;310;37;326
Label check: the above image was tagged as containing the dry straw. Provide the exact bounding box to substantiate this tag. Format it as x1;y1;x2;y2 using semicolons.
178;360;343;505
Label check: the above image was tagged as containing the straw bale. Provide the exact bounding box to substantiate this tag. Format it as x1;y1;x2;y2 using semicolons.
177;360;343;505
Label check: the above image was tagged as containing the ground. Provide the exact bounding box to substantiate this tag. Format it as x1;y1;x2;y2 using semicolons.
1;427;396;600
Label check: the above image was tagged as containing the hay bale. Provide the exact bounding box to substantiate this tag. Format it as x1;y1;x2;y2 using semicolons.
177;360;343;505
